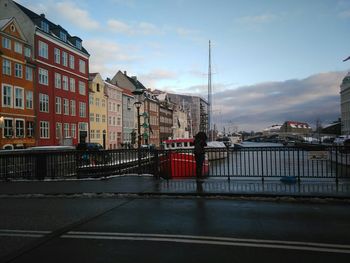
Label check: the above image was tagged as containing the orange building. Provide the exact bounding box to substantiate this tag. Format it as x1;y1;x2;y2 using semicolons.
0;18;35;149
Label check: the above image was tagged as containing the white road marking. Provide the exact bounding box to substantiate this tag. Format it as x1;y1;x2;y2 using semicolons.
0;229;50;238
60;231;350;254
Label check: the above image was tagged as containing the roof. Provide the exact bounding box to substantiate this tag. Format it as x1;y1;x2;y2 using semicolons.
0;18;11;29
284;121;310;129
14;1;89;56
120;87;134;97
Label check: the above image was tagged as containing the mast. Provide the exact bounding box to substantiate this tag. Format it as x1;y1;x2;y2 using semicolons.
208;40;212;137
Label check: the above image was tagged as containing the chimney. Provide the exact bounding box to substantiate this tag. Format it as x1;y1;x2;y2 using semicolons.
124;71;127;75
131;76;137;81
40;14;45;18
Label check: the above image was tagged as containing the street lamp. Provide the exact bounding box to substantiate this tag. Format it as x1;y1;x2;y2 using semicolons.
132;87;144;149
102;129;106;149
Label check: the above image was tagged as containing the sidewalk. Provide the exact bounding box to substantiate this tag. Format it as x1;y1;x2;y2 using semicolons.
1;175;350;199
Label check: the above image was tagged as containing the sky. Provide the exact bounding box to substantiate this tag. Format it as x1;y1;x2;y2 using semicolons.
16;0;350;131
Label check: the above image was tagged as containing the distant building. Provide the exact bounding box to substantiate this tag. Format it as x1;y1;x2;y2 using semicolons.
167;93;208;137
262;124;282;135
280;121;311;134
143;89;159;146
340;72;350;135
88;73;107;147
157;93;174;143
120;88;135;148
105;81;123;149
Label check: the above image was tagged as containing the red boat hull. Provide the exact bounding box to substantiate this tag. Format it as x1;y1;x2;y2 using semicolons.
159;152;209;178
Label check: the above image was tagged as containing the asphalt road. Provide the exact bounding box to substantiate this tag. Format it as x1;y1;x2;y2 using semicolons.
0;197;350;263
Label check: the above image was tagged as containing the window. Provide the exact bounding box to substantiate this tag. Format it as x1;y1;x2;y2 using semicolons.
79;102;86;117
14;42;22;54
14;87;24;109
70;78;75;92
63;98;69;115
26;91;33;109
102;99;106;108
54;48;60;64
117;104;120;112
2;85;12;107
70;100;76;116
95;98;100;107
71;124;76;139
108;116;112;125
38;68;48;85
90;113;94;122
62;76;68;90
96;84;100;92
56;123;62;139
15;63;22;78
79;81;86;95
41;21;49;33
26;66;33;81
96;114;100;123
96;130;100;139
55;73;61;89
39;93;49;112
24;47;31;58
76;40;82;50
89;94;94;105
60;31;67;42
62;51;68;66
117;117;121;126
79;59;86;73
40;121;49;138
27;121;34;137
69;54;75;69
15;119;24;138
55;97;61;114
90;130;95;139
102;115;106;123
64;123;70;138
2;37;11;49
109;102;112;111
4;119;13;137
38;41;48;59
2;59;11;75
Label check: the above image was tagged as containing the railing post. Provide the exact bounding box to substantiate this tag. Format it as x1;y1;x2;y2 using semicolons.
335;146;339;185
227;148;230;181
153;149;159;179
261;148;264;182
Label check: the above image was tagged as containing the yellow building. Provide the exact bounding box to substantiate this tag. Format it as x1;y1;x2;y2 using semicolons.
88;73;108;147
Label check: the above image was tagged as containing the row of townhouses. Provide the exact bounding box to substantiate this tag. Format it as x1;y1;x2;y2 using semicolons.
0;0;209;150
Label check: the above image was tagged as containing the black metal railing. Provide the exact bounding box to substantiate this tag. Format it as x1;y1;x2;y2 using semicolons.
0;145;350;181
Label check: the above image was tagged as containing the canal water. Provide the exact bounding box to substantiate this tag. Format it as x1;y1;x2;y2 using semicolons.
208;143;350;179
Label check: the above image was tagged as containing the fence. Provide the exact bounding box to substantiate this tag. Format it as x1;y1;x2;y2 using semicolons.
0;146;350;181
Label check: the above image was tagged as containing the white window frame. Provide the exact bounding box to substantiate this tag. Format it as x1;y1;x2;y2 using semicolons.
2;37;11;49
38;68;48;85
79;81;86;95
2;59;11;75
14;63;22;78
38;40;48;59
55;73;61;89
27;121;34;137
62;51;68;67
54;48;60;64
14;42;22;54
69;78;75;92
69;54;75;69
55;97;62;114
24;47;31;58
14;86;24;109
64;123;70;138
15;118;25;138
71;123;76;139
2;84;12;108
56;122;62;139
3;118;13;138
79;59;86;74
25;66;33;81
62;75;68;90
63;98;69;115
39;93;49;113
26;90;33;109
70;100;76;116
40;121;50;139
79;102;86;118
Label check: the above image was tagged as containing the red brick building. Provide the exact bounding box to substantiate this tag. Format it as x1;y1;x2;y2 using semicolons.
1;1;90;146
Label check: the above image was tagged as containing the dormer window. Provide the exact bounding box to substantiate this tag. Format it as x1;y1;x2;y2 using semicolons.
41;21;49;33
60;31;67;42
76;40;82;50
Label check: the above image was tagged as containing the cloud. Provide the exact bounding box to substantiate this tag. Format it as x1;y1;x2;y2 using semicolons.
237;14;277;25
55;2;100;30
138;69;178;89
183;72;345;131
107;19;160;35
339;10;350;18
84;39;141;79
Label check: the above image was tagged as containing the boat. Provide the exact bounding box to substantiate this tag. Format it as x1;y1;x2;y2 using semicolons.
206;141;228;160
160;138;209;179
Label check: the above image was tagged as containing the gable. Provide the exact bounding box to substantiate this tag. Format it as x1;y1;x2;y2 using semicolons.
1;18;28;43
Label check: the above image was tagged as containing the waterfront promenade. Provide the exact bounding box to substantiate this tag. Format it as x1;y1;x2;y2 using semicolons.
1;175;350;199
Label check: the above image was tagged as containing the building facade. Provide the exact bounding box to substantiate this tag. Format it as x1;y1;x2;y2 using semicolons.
89;73;107;147
340;72;350;135
143;90;159;146
157;93;173;143
121;88;135;148
280;121;311;134
0;17;35;149
105;81;123;149
1;0;90;146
